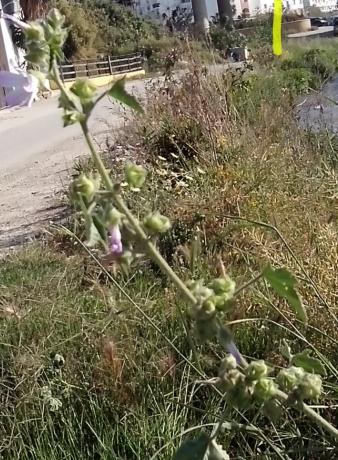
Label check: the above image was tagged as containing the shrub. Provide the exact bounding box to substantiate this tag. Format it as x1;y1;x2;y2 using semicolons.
281;48;338;87
51;0;162;59
210;25;247;52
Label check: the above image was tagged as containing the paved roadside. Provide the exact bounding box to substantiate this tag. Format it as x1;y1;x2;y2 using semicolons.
0;78;147;252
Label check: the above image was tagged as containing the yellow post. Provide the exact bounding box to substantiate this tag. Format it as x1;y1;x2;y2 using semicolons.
273;0;282;56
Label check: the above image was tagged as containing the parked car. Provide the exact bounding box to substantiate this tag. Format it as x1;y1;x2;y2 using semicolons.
310;17;329;27
333;17;338;35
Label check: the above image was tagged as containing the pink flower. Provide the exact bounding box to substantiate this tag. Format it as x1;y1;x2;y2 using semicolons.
226;341;242;365
109;226;123;255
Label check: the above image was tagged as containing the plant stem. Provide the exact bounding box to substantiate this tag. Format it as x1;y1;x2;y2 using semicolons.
80;122;201;363
81;122;197;305
276;389;338;442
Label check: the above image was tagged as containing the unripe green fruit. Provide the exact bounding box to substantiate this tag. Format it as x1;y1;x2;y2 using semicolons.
298;373;322;400
276;366;305;392
254;378;278;400
71;79;96;101
125;163;147;189
245;360;268;381
209;276;236;296
144;213;171;234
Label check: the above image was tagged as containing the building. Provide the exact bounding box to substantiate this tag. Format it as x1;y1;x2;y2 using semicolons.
303;0;337;12
134;0;336;20
134;0;243;21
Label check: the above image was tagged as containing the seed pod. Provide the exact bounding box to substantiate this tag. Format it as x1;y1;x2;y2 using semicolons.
125;163;147;189
144;212;171;234
298;373;322;401
254;378;278;400
276;366;305;392
245;360;268;381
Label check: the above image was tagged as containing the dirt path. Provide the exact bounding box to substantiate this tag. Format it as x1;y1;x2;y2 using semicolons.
0;79;146;253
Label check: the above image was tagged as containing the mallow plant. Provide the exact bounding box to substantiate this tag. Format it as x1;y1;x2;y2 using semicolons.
7;9;338;458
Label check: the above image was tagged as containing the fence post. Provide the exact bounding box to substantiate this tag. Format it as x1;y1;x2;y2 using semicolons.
108;55;113;75
59;63;64;82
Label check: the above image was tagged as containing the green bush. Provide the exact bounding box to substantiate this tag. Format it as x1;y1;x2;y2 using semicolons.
281;67;315;94
281;48;338;87
51;0;162;59
210;25;247;52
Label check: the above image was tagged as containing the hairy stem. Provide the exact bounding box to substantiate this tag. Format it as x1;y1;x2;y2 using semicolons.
276;389;338;441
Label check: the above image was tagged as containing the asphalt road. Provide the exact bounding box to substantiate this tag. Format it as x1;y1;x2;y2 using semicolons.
0;78;147;251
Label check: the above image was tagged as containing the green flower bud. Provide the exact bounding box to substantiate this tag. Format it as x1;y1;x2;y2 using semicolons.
201;299;216;317
144;212;171;234
63;110;85;127
44;23;68;51
209;276;236;297
25;45;49;66
74;173;97;201
245;360;268;381
106;208;123;227
276;366;305;392
209;294;234;312
195;286;213;303
70;79;96;102
47;9;65;28
186;279;201;291
25;23;45;42
125;163;147;189
298;373;322;400
254;378;277;400
219;354;237;378
221;368;242;390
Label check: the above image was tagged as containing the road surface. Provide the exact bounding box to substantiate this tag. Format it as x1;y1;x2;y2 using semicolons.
0;78;146;251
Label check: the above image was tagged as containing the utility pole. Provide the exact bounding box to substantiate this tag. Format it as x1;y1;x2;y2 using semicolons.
191;0;209;34
217;0;234;27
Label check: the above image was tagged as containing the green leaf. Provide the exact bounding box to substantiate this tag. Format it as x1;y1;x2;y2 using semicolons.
108;78;143;113
280;339;293;363
173;433;209;460
84;214;101;248
292;349;327;376
263;264;307;324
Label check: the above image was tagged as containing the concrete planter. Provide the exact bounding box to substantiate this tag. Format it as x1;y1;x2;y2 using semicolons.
282;19;311;34
236;18;311;37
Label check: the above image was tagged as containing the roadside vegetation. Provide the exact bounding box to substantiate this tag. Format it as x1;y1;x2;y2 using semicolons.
1;11;338;460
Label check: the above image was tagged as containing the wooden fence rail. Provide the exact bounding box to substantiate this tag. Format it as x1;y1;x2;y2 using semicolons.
59;53;143;82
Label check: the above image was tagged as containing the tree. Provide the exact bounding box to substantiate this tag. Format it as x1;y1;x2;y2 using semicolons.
20;0;49;19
